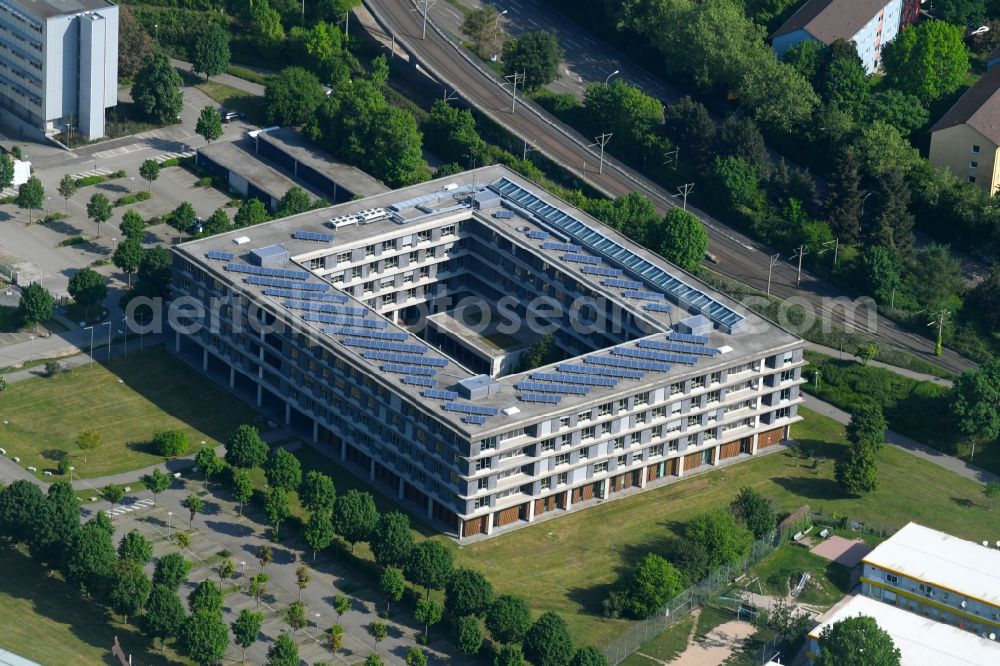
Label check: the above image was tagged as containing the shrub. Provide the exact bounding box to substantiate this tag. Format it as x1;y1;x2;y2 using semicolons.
159;157;181;168
152;429;188;457
197;176;213;187
57;458;71;475
113;169;127;178
74;175;105;187
44;361;63;377
114;191;152;206
59;236;87;247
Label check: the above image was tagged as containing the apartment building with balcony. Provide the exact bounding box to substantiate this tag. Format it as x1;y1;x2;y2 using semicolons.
169;166;805;540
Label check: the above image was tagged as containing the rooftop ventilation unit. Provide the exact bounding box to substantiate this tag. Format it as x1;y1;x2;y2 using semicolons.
457;374;501;401
250;244;289;267
676;314;713;337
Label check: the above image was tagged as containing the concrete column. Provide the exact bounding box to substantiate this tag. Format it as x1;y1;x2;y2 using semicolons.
713;445;720;465
639;466;648;488
751;432;760;455
284;402;291;425
398;478;405;500
174;330;181;352
202;348;208;371
564;489;573;511
369;458;376;481
256;384;262;407
312;420;319;443
426;497;434;519
677;455;685;477
486;512;494;535
526;500;535;522
340;440;347;460
229;366;235;388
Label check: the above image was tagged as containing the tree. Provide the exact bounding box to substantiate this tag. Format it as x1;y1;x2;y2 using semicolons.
624;554;683;618
65;519;117;599
951;360;1000;443
332;594;350;620
370;511;414;569
258;544;274;570
232;609;264;662
715;115;769;176
264;488;291;541
0;480;45;545
570;647;608;666
295;565;312;602
76;429;100;463
496;644;525;666
30;481;80;566
968;263;1000;331
250;573;269;608
181;610;229;666
267;632;299;666
109;559;151;625
182;494;204;529
825;147;864;243
286;601;308;633
502;31;562;90
68;268;107;315
300;470;336;514
379;566;405;612
132;51;184;123
485;594;532;644
368;620;388;645
234;198;269;228
195;106;224;146
265;448;302;492
265;66;326;126
0;153;12;192
446;568;494;618
15;282;52;329
58;173;77;210
250;0;285;49
366;654;384;666
119;209;146;241
201;208;230;236
153;430;188;457
328;624;345;652
188;580;224;615
144;584;185;649
735;56;818;132
414;597;443;639
16;175;44;223
103;484;125;507
119;7;154;79
332;489;378;552
814;615;901;666
729;487;776;540
139;159;160;192
218;559;235;587
455;615;484;661
985;480;1000;511
226;424;268;469
191;23;230;79
659;209;707;272
406;540;454;595
118;529;153;564
462;6;504;55
847;403;888;448
864;90;929;136
707;156;764;217
153;553;190;591
301;511;333;561
684;510;753;571
581;80;665;163
195;446;224;488
278;187;312;217
113;238;143;286
665;96;715;175
883;20;968;104
170;201;196;233
142;468;171;505
817;39;869;115
292;20;352;84
524;611;574;666
406;647;429;666
836;437;881;495
134;246;172;298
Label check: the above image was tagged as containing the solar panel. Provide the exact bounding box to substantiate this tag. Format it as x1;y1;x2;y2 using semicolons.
225;263;310;280
263;288;349;303
580;265;624;277
613;346;698;365
382;364;437;376
638;339;719;356
585;355;671;372
515;381;589;395
530;372;617;387
206;250;234;261
562;253;601;265
302;313;388;328
603;278;643;289
284;301;367;316
462;415;488;425
424;389;459;400
543;241;582;252
622;290;664;301
494;210;515;219
519;392;561;404
557;363;644;380
402;375;436;387
343;338;429;354
444;402;500;416
245;276;330;291
362;351;447;366
293;230;335;242
526;230;549;239
323;327;409;341
668;331;710;345
643;302;673;313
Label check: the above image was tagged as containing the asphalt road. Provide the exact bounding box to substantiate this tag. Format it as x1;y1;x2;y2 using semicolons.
363;0;974;374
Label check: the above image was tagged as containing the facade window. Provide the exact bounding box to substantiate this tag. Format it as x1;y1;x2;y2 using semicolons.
669;382;683;396
382;240;394;252
885;573;898;584
969;176;977;183
775;407;791;420
555;453;570;466
559;416;570;429
385;256;398;269
540;477;551;490
648;443;664;457
579;447;589;461
577;410;591;422
365;245;375;257
635;412;647;425
918;583;935;597
629;432;640;445
478;477;489;490
600;422;612;436
556;472;568;485
687;415;701;428
613;437;625;451
780;369;795;383
582;426;596;440
336;252;350;264
972;144;981;154
593;461;608;473
616;454;627;466
706;390;721;404
441;225;456;237
634;392;649;406
474;497;490;509
668;439;679;452
710;372;722;385
541;439;555;452
409;251;419;263
780;388;792;402
691;376;705;390
475;458;491;471
970;161;979;170
599;402;612;416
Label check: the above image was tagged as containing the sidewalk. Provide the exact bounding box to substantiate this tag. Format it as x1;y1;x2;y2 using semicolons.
170;58;266;96
803;342;954;387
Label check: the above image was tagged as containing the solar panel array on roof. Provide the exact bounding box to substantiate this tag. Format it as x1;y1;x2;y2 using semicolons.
515;381;589;395
424;389;459;401
362;351;448;366
613;346;697;365
581;265;624;277
263;288;348;303
520;392;561;404
463;415;488;425
382;364;436;376
246;276;330;291
494;210;515;219
302;313;388;328
225;263;310;280
285;301;367;316
402;375;436;387
543;241;582;252
638;339;719;356
206;250;234;261
668;331;710;345
444;402;500;416
558;363;644;380
343;338;429;354
603;278;643;289
489;177;745;332
323;327;408;341
293;231;335;242
562;253;601;265
643;302;673;313
585;355;672;372
531;372;617;387
526;230;549;239
622;290;664;301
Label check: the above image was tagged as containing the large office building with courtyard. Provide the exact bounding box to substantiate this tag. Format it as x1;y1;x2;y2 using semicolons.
170;166;806;540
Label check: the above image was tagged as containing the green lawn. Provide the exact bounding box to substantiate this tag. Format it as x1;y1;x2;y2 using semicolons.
619;613;695;666
196;80;266;126
0;346;262;478
749;542;850;609
0;547;187;665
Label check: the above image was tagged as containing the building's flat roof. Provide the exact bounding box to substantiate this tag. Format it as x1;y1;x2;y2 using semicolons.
176;166;802;436
862;522;1000;608
255;127;388;199
12;0;114;20
197;140;327;204
809;595;1000;665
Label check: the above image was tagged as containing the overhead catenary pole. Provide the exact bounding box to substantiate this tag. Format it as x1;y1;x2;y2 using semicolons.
523;139;538;162
927;308;951;357
674;183;694;211
421;0;431;39
766;253;780;296
663;147;679;171
595;132;613;174
791;244;810;286
504;71;524;114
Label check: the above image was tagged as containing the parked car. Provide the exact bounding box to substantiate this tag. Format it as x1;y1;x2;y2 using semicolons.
220;108;242;123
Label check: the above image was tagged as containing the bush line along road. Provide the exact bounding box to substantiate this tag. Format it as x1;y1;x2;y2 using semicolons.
362;0;972;374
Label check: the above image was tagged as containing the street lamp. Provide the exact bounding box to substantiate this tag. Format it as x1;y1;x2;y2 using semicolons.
112;237;117;253
121;316;128;360
69;466;75;483
28;335;34;362
84;325;95;364
130;177;134;194
605;69;620;85
492;9;507;47
102;320;111;361
167;511;172;535
240;561;247;589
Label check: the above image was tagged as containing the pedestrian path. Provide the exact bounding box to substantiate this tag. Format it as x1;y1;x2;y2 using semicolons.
151;149;195;163
69;166;112;180
103;497;153;518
